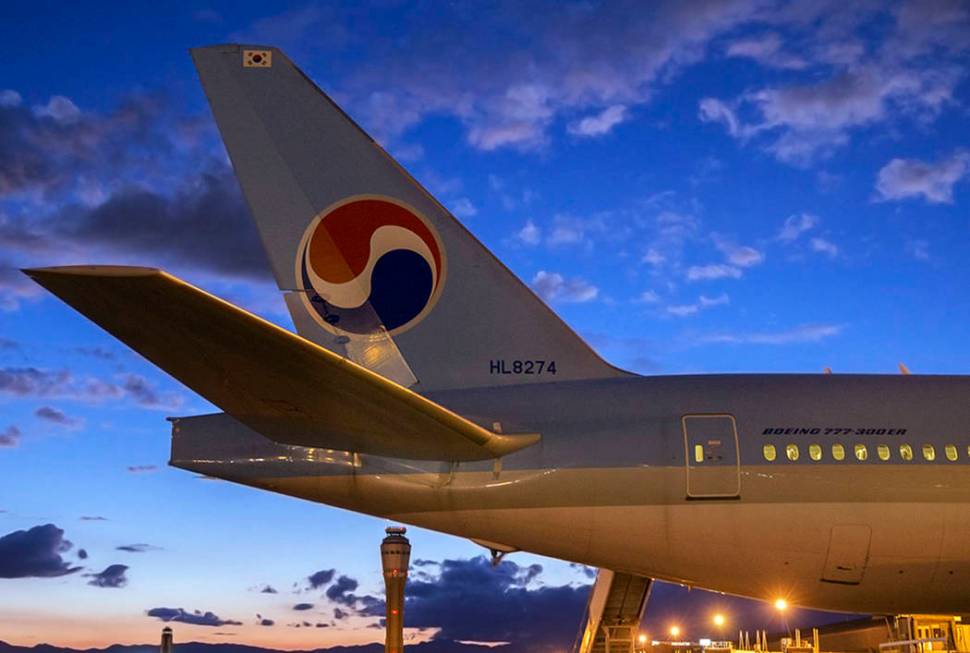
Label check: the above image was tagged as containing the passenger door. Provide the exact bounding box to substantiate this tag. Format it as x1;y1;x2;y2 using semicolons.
682;414;740;499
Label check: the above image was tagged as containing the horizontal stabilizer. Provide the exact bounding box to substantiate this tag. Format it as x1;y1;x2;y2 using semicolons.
25;266;540;461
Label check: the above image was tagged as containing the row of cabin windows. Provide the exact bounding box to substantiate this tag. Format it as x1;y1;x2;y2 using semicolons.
762;442;966;463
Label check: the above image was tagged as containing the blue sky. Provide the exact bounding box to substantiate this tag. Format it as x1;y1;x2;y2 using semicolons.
0;0;968;649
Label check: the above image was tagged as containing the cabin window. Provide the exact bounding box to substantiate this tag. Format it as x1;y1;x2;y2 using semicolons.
763;444;776;462
854;444;868;461
945;444;958;462
809;444;822;461
832;443;845;461
694;444;704;463
900;444;913;461
786;443;799;461
922;444;936;461
877;445;890;461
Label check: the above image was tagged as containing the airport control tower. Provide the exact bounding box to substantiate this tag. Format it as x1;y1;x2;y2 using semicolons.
160;626;173;653
381;526;411;653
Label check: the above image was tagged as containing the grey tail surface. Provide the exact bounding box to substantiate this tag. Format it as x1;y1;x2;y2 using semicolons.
191;44;628;391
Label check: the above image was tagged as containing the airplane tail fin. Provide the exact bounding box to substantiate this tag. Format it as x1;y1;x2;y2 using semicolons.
191;44;627;391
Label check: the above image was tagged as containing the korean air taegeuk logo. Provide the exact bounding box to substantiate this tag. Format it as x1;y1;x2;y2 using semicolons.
295;196;446;336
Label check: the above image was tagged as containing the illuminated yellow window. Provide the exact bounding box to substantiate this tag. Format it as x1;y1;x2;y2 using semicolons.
694;444;704;463
763;444;776;462
854;444;868;461
832;443;845;461
786;443;799;461
809;444;822;461
945;445;958;462
877;445;890;461
923;444;936;461
900;444;913;461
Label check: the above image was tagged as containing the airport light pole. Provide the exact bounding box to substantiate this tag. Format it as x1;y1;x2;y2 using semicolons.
713;613;726;641
160;626;173;653
382;526;411;653
775;598;790;639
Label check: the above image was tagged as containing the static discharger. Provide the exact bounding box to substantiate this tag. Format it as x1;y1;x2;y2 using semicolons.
382;527;411;653
243;49;272;68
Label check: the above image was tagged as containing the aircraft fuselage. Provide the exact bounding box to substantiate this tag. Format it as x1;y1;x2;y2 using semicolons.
172;373;970;614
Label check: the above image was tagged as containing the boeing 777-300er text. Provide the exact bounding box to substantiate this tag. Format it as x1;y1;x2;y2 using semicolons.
25;45;970;617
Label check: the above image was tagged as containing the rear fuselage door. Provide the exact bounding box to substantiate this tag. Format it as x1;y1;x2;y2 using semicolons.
682;414;740;499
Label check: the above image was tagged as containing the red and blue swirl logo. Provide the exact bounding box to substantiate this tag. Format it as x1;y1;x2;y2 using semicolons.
296;196;446;335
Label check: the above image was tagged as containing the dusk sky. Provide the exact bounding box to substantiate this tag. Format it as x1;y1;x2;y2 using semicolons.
1;1;969;650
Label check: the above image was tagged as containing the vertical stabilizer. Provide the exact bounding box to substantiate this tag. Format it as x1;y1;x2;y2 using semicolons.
192;44;628;391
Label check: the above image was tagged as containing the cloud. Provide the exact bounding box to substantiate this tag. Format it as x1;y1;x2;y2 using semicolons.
0;523;82;578
146;607;243;627
0;262;44;311
892;0;970;58
637;290;661;304
698;98;753;140
120;374;181;409
686;264;742;281
713;237;764;268
77;548;88;559
568;104;628;137
293;603;314;611
127;465;158;473
49;169;268;279
874;151;969;204
0;90;179;199
570;563;598;579
906;239;930;260
699;2;968;167
545;214;606;248
697;323;845;345
778;213;818;242
320;2;766;151
259;618;275;627
34;406;81;427
666;293;730;318
0;367;180;408
1;161;270;312
0;367;89;398
74;346;116;360
79;515;107;521
325;574;360;605
0;425;20;447
260;585;278;594
531;271;598;303
230;6;339;54
732;66;958;165
642;248;666;267
0;90;21;107
307;568;336;589
450;197;478;218
116;543;160;553
86;564;128;588
404;556;588;651
515;220;541;245
33;96;81;124
810;237;839;257
725;32;807;69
